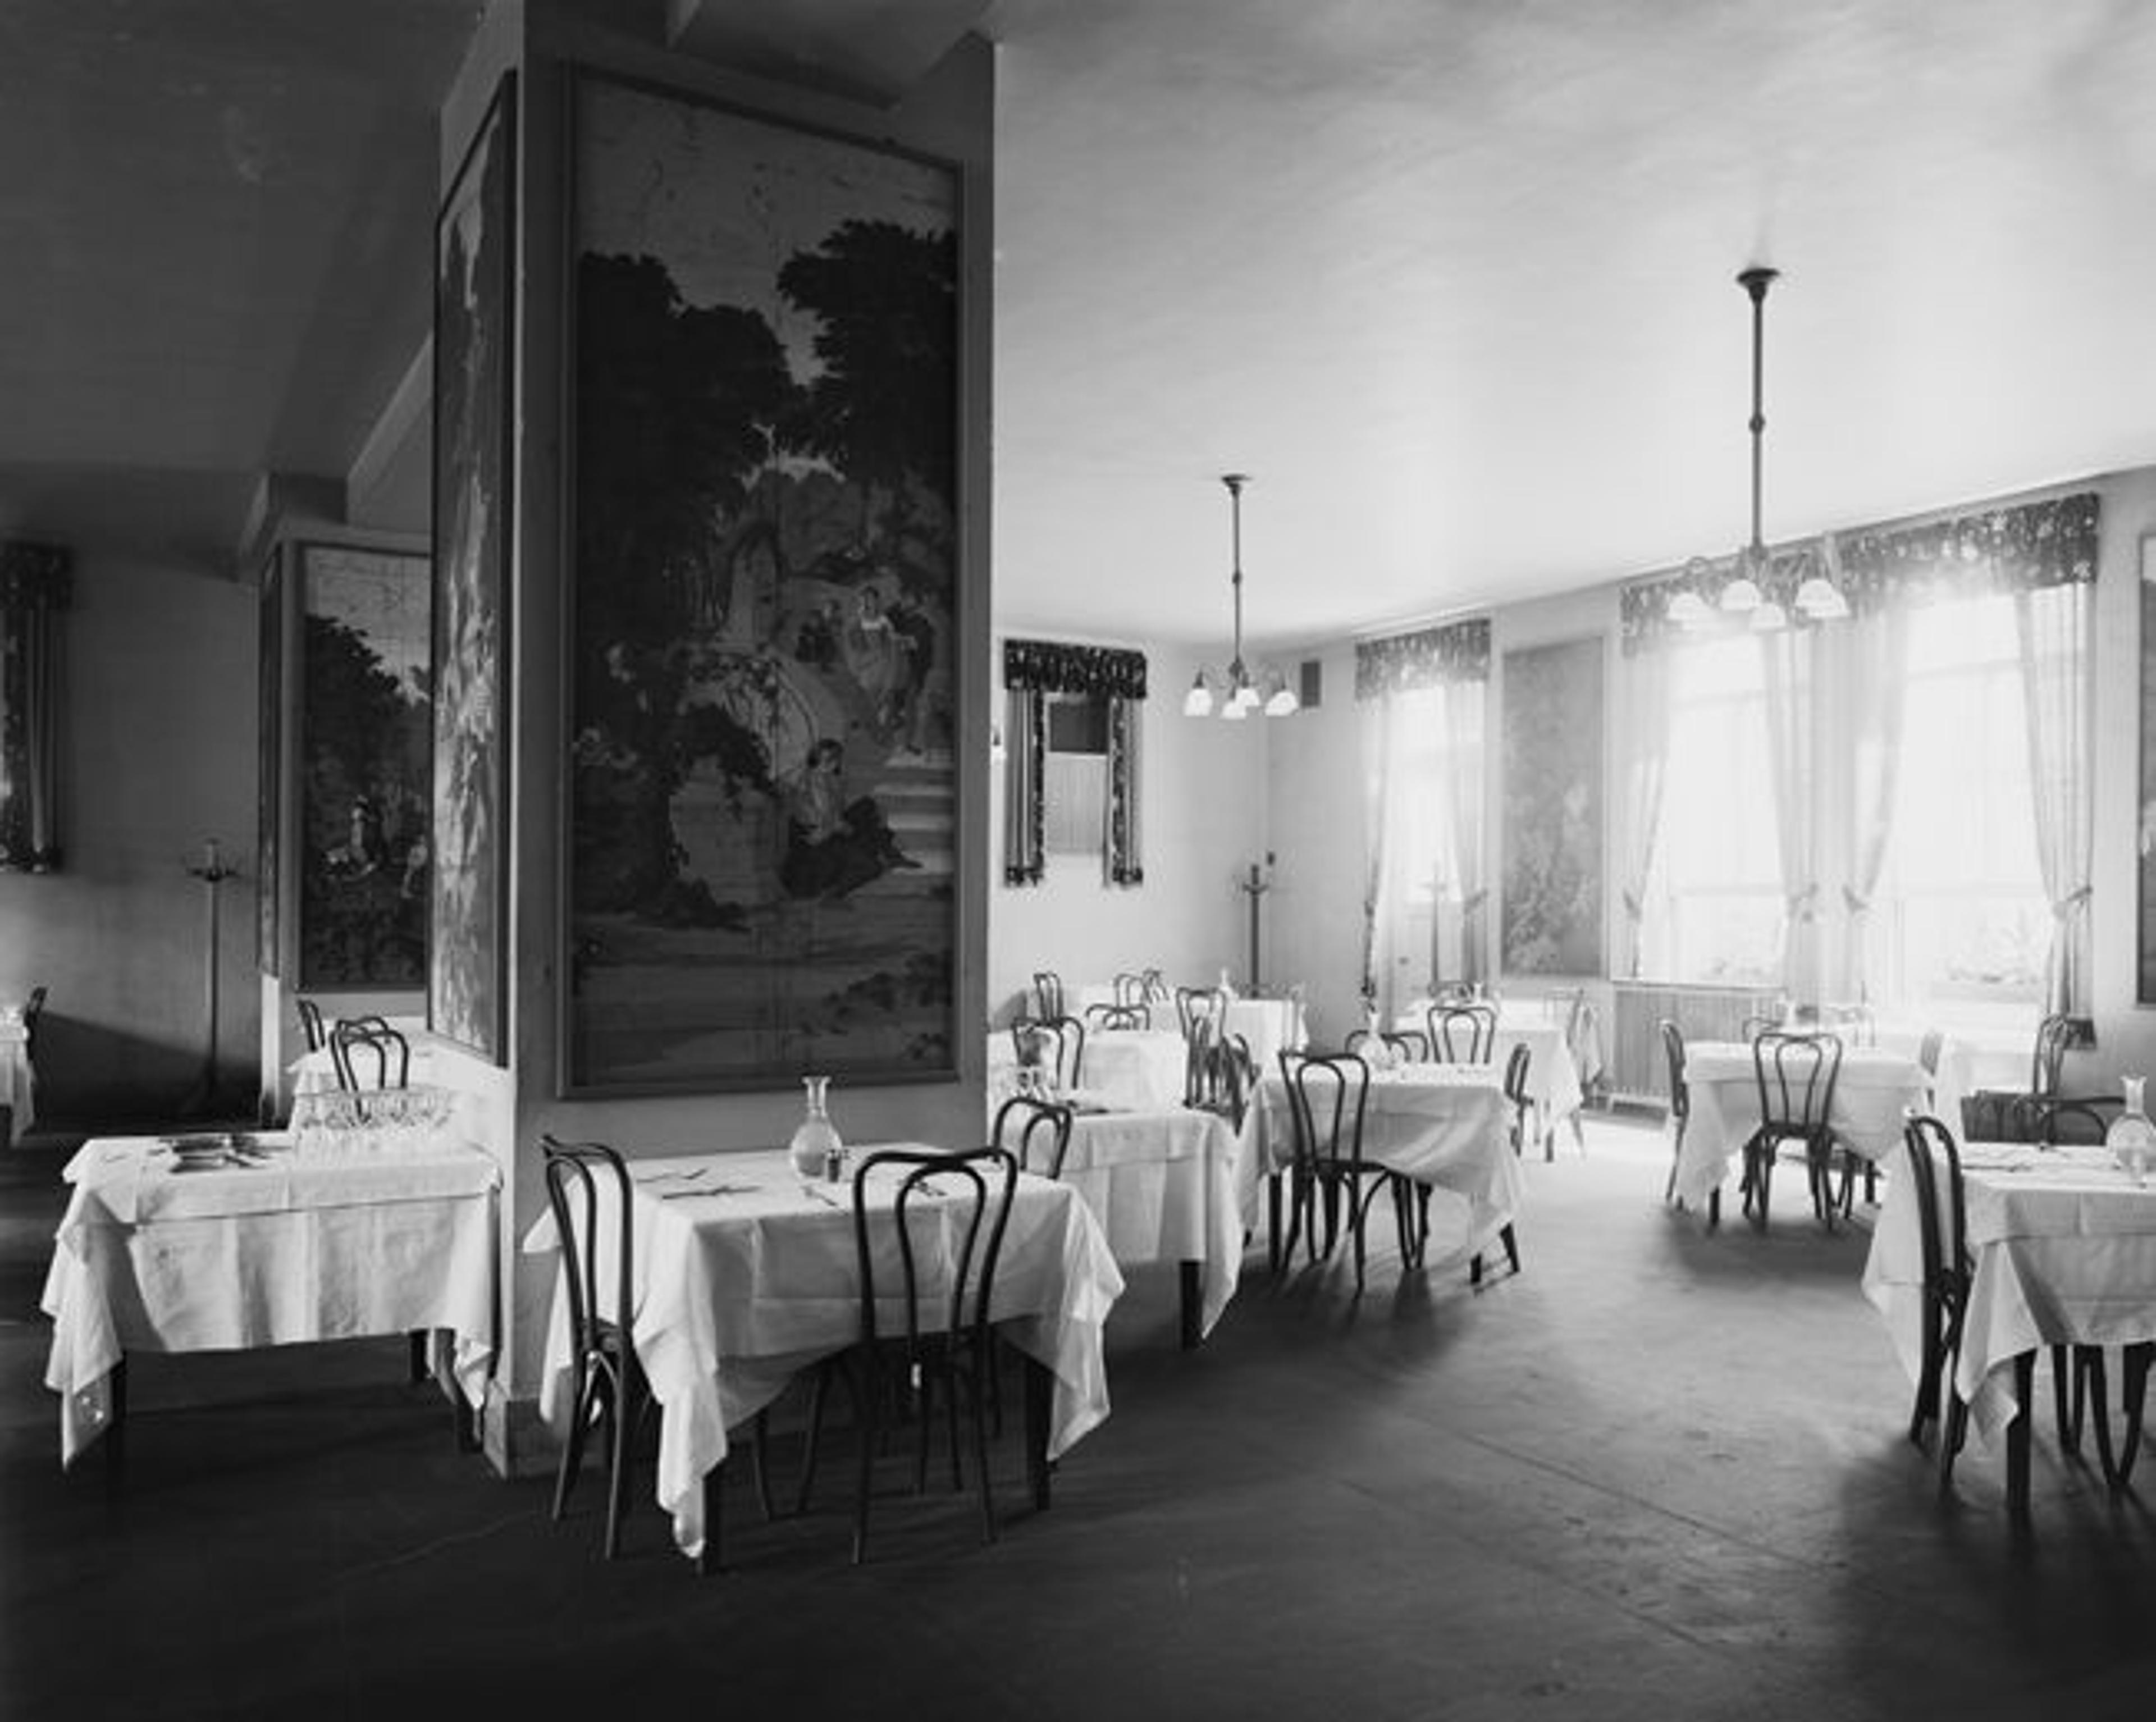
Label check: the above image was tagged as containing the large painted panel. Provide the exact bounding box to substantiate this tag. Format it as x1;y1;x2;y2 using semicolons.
1501;635;1604;977
564;70;960;1093
298;543;432;990
428;72;515;1062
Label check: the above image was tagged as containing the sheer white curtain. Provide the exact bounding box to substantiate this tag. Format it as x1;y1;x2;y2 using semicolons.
1358;693;1400;1015
1821;602;1910;1005
1436;676;1487;988
1611;641;1673;978
2015;579;2094;1016
1758;627;1821;1004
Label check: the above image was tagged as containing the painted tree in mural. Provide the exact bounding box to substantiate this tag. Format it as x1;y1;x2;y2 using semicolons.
573;254;792;920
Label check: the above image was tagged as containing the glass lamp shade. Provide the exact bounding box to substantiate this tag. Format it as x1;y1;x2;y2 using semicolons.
1264;683;1300;717
1221;696;1249;721
1795;575;1849;619
1719;575;1762;614
1666;588;1712;627
1227;679;1261;717
1748;599;1788;633
1183;675;1214;718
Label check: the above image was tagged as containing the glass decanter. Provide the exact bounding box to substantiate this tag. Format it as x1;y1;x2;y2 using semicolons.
2105;1075;2156;1185
788;1075;844;1181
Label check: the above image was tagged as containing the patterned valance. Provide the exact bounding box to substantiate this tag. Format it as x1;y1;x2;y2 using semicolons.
1003;638;1148;700
1620;491;2103;653
1354;617;1490;700
1834;491;2099;608
0;541;71;608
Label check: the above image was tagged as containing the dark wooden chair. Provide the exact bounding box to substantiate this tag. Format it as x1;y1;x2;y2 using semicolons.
1277;1049;1412;1293
21;984;46;1061
1740;1029;1844;1231
1084;1001;1150;1031
1190;1030;1257;1129
1011;1015;1085;1095
796;1147;1018;1564
330;1019;409;1090
1660;1018;1692;1209
1425;1002;1497;1065
992;1094;1075;1180
1030;971;1066;1021
1898;1112;1971;1482
1344;1027;1426;1066
295;995;326;1053
1502;1038;1534;1158
539;1135;769;1569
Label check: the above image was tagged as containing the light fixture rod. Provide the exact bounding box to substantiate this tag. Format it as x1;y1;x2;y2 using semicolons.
1223;473;1249;677
1739;266;1777;560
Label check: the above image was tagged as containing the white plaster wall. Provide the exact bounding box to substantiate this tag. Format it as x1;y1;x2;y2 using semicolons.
986;640;1268;1023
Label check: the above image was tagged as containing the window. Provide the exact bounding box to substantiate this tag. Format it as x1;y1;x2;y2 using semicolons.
1867;592;2045;1021
1380;684;1478;985
1642;633;1782;985
1042;693;1107;855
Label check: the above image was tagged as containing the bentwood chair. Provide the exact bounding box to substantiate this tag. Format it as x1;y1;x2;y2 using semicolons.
1345;1026;1426;1066
1741;1029;1844;1231
330;1019;410;1090
21;983;46;1062
540;1136;769;1567
295;995;327;1053
1502;1039;1534;1157
992;1094;1075;1181
1899;1112;1971;1482
1277;1049;1412;1293
1084;1001;1150;1031
1011;1015;1085;1095
1190;1030;1257;1130
1030;971;1066;1021
796;1147;1018;1564
1660;1019;1692;1209
1425;1002;1498;1065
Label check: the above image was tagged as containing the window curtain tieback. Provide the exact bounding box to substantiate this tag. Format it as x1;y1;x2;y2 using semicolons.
1785;884;1820;923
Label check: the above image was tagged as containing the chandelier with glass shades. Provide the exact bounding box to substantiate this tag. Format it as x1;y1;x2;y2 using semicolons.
1666;266;1847;631
1184;473;1299;719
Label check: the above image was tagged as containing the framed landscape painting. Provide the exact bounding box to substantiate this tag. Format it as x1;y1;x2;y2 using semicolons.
428;71;515;1062
257;553;282;974
562;70;961;1093
1500;635;1605;976
297;543;432;989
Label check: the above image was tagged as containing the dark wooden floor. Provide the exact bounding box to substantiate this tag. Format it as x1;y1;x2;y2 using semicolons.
6;1117;2155;1720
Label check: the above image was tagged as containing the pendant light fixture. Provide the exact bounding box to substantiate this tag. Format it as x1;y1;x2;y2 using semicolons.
1679;265;1846;629
1185;473;1299;720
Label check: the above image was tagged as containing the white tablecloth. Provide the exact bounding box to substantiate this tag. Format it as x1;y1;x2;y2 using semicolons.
1868;1022;2031;1132
289;1033;439;1097
1863;1140;2156;1446
1672;1040;1930;1210
1071;985;1306;1072
988;1027;1187;1112
1060;1108;1245;1336
1239;1065;1524;1261
1392;1013;1584;1144
1;1018;32;1141
42;1132;500;1464
522;1145;1125;1563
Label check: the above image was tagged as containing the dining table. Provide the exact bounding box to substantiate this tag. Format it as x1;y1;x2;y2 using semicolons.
1071;983;1309;1075
1;1011;33;1145
41;1130;500;1471
1237;1063;1525;1269
1055;1106;1245;1346
1670;1039;1931;1212
520;1144;1124;1568
1862;1138;2156;1516
1392;1006;1587;1154
987;1025;1187;1112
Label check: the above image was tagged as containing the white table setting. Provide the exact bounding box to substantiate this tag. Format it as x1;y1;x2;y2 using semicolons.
1670;1039;1930;1212
1863;1135;2156;1514
520;1144;1125;1565
42;1127;500;1468
988;1024;1187;1113
1238;1062;1525;1268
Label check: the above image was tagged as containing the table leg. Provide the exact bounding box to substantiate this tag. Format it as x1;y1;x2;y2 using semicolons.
697;1468;724;1577
1178;1260;1202;1350
2007;1351;2035;1523
408;1329;430;1383
1022;1354;1052;1511
104;1356;128;1499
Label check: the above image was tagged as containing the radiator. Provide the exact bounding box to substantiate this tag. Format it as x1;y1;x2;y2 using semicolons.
1608;980;1783;1105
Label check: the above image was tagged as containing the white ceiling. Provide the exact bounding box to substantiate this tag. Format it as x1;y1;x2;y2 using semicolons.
7;0;2156;650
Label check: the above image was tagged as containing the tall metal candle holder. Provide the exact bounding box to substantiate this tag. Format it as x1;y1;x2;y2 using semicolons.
179;839;241;1117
